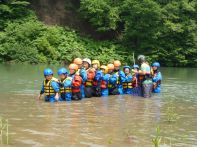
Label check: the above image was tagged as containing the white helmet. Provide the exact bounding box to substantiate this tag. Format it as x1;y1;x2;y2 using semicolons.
83;58;91;65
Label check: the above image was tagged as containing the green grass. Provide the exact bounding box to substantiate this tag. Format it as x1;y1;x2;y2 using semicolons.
152;126;162;147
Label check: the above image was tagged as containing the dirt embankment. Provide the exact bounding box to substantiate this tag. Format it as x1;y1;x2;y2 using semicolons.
29;0;115;40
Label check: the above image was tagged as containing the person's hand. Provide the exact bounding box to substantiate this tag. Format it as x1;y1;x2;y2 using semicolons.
37;94;42;100
55;94;59;101
153;82;157;89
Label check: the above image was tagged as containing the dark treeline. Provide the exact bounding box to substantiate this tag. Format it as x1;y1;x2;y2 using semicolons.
0;0;196;67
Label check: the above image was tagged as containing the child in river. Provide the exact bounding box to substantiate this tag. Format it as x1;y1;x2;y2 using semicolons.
38;68;60;102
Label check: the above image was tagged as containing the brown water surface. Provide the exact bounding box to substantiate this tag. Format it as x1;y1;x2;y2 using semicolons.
0;64;196;146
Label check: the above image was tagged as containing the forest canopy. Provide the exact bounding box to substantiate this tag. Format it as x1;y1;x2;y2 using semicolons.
0;0;196;67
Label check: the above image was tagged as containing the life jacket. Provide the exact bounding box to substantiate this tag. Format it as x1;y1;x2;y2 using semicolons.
43;79;56;96
72;75;82;93
108;73;116;89
60;77;72;94
85;68;95;87
122;75;132;89
100;80;107;89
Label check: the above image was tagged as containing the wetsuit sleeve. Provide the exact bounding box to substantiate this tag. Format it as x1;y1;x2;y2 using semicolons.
102;74;109;81
109;74;117;84
80;68;87;82
51;81;60;93
40;82;44;94
95;70;103;81
64;79;72;87
125;75;132;82
119;71;126;82
153;72;162;82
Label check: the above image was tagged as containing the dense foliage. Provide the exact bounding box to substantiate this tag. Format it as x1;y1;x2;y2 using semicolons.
80;0;197;67
0;0;126;64
0;0;196;67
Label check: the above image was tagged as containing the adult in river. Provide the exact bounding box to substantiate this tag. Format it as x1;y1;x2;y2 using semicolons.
137;55;153;98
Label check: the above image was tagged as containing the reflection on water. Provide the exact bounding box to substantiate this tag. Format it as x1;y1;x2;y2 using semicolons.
0;64;196;146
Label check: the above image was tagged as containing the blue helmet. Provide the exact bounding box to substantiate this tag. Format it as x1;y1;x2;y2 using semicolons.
123;66;131;70
152;62;160;68
57;68;68;75
133;64;139;69
44;68;53;76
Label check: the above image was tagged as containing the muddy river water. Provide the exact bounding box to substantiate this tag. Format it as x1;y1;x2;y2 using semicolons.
0;64;196;146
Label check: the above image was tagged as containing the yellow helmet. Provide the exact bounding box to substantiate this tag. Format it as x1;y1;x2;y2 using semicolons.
100;65;108;74
92;60;100;68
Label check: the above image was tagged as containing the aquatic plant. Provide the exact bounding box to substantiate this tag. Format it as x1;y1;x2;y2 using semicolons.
152;126;162;147
166;106;179;123
0;117;9;145
108;137;113;145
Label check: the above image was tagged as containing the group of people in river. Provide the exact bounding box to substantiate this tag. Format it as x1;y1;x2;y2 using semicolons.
38;55;162;102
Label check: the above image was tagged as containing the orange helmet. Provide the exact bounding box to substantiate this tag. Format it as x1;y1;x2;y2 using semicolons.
73;58;82;65
107;64;114;70
69;63;78;71
113;60;121;67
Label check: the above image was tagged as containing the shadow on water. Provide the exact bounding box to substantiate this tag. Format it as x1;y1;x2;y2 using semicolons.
0;64;196;146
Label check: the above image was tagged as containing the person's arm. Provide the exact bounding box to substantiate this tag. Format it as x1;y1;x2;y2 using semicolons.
119;71;126;82
51;82;60;100
64;78;72;87
126;75;132;82
80;69;87;82
153;72;162;82
38;82;44;100
95;70;103;81
109;74;117;84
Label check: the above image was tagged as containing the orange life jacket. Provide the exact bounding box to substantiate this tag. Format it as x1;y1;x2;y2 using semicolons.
85;68;95;87
100;80;107;89
72;75;82;93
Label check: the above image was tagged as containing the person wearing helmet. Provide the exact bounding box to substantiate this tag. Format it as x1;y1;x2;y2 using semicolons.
92;60;102;97
73;58;83;68
137;55;152;98
58;68;72;101
131;64;142;96
38;68;60;102
83;58;95;98
100;65;110;97
122;66;133;94
107;63;118;95
152;62;162;93
113;60;126;95
68;63;83;100
73;58;87;99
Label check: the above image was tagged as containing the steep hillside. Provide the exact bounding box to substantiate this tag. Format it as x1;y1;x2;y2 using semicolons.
28;0;114;39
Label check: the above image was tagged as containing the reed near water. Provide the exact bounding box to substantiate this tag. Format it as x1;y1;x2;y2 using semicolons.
0;117;9;145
